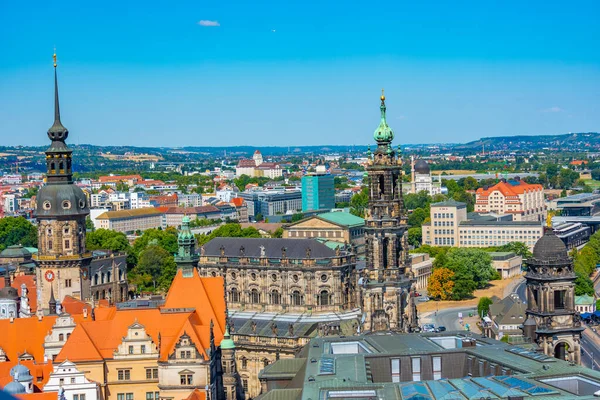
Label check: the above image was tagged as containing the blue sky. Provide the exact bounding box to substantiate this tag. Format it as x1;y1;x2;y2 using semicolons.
1;0;599;147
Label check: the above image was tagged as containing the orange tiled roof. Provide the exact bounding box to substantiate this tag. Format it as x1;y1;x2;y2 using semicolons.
17;393;58;400
0;360;54;392
56;270;226;364
0;275;37;313
570;160;588;166
61;296;92;316
475;181;543;197
0;316;56;363
230;198;244;207
184;389;207;400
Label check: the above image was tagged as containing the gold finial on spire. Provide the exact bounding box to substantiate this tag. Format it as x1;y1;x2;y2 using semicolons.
380;88;385;101
53;47;57;68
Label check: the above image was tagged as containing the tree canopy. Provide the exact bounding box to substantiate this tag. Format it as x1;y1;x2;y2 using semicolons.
129;244;177;293
0;217;37;251
196;223;262;245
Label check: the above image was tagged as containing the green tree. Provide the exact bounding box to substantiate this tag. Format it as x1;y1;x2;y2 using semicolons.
272;227;284;238
443;248;495;299
291;213;305;222
498;242;532;259
196;223;262;246
130;244;177;293
408;208;428;227
255;213;264;222
591;169;600;181
404;191;431;210
86;229;131;253
85;216;95;231
573;245;598;277
477;297;493;317
0;216;37;251
350;187;369;218
407;227;422;247
131;227;179;265
575;272;595;296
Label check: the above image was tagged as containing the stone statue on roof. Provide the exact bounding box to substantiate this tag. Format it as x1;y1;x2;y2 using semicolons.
19;284;31;318
259;245;266;258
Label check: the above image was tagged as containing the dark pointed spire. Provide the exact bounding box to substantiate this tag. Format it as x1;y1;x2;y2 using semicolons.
47;51;69;142
48;285;57;315
209;319;216;354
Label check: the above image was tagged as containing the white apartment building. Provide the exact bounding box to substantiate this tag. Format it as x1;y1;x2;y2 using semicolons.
422;200;543;250
44;360;100;400
475;178;546;222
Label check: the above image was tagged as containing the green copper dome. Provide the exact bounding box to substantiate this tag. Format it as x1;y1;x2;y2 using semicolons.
178;216;194;241
373;93;394;143
220;325;235;350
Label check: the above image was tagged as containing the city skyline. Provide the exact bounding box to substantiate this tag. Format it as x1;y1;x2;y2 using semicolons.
1;0;599;147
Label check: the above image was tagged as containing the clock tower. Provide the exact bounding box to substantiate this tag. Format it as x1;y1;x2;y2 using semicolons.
34;53;92;312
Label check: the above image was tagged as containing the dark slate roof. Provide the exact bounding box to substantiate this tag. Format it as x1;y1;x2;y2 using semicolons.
532;228;569;262
0;245;32;259
35;183;89;218
414;159;430;174
202;238;336;259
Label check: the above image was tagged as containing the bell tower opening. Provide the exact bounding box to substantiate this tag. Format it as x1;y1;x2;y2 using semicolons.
554;342;568;361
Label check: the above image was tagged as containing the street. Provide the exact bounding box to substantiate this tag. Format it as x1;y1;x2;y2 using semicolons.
422;306;478;332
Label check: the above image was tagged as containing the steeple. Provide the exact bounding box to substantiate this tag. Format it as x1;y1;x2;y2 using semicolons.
43;51;74;185
48;286;57;315
47;52;69;143
373;89;394;144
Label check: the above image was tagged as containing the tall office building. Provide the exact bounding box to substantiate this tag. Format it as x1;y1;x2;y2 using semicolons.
301;173;335;212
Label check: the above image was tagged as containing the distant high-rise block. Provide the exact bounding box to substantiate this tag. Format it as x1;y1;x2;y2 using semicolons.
301;174;335;212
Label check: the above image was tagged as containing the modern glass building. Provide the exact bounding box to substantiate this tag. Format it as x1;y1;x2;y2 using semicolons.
302;174;335;212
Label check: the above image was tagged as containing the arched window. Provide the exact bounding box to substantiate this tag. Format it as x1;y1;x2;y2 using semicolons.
67;333;71;340
102;290;106;299
106;271;111;283
50;162;55;172
250;289;260;304
94;274;99;286
230;288;240;303
263;359;270;368
291;290;302;306
59;334;64;341
241;357;248;369
319;290;330;306
48;240;53;251
101;273;106;284
119;269;123;281
59;161;64;170
270;290;281;305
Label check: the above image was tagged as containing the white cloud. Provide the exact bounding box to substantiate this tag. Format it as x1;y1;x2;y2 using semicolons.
198;20;220;27
542;106;563;113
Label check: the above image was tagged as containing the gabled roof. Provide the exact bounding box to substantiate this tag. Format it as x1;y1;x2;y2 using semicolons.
476;180;543;197
184;388;207;400
61;296;92;315
56;269;226;363
230;197;245;207
575;294;595;305
0;316;56;362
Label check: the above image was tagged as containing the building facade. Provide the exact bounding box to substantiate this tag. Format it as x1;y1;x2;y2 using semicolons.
95;208;163;233
198;237;356;314
34;55;92;311
410;157;443;195
523;228;584;364
360;92;416;333
282;211;366;255
475;178;546;222
422;200;544;250
301;174;335;212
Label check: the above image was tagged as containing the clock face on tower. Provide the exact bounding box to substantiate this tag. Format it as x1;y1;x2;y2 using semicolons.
45;270;55;282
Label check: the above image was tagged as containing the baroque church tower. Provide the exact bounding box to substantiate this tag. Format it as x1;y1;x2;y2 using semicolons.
35;53;92;312
523;228;584;363
360;91;417;332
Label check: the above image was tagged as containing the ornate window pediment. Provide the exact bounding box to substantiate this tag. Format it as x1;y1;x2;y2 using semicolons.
114;321;158;358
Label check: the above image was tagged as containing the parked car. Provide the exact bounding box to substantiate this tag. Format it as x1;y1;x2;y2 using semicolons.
422;324;436;332
418;296;430;302
437;326;447;332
